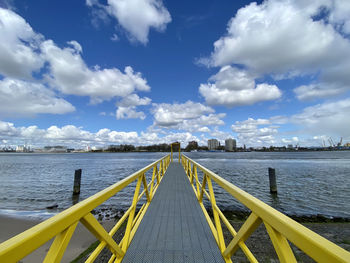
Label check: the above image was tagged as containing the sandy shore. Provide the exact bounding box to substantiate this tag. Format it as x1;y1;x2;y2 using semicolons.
0;215;115;263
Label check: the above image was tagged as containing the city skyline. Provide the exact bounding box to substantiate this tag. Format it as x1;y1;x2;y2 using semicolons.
1;1;350;148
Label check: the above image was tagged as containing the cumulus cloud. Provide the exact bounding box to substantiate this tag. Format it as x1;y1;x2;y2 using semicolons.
0;121;201;147
199;66;282;107
291;98;350;137
86;0;171;44
152;101;214;127
150;101;226;133
231;118;278;145
231;98;350;147
0;7;44;78
201;0;350;100
0;7;151;115
116;94;151;120
0;78;75;117
41;40;150;104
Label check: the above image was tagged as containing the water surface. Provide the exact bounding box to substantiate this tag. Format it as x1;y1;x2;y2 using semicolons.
0;151;349;219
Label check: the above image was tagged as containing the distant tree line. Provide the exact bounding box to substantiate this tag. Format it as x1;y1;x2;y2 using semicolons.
99;143;172;152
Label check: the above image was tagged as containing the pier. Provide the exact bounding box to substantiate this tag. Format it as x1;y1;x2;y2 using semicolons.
0;143;350;262
122;162;223;262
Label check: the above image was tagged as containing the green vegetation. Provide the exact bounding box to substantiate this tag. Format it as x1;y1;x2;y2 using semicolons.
70;240;99;263
341;239;350;245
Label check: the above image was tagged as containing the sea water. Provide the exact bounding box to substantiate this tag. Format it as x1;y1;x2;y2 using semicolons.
0;151;349;219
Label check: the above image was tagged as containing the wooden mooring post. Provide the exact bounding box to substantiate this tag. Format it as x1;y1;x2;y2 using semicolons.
73;169;82;195
268;167;277;194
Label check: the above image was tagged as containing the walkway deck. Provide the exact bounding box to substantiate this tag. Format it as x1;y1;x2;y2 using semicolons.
122;162;224;263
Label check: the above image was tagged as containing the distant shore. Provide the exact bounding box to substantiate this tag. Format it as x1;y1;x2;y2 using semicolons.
1;148;350;154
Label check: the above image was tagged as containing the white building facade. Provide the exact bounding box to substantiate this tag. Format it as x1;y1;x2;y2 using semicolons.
225;138;236;151
208;139;219;150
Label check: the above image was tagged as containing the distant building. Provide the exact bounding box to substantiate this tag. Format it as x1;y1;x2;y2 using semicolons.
225;138;236;151
185;141;199;152
16;145;30;152
188;141;198;148
208;139;219;150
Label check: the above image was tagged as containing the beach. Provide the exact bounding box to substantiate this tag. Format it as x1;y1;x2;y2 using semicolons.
0;215;115;263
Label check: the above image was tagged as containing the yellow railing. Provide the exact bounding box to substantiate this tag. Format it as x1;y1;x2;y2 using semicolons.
0;154;170;263
181;154;350;263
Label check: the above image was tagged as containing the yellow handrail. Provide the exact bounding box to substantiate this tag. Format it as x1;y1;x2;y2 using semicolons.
181;154;350;263
0;154;171;263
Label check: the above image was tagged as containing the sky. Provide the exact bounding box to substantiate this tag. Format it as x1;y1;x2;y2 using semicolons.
0;0;350;148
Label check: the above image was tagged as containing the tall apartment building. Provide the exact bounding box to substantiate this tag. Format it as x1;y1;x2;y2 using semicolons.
208;139;219;150
225;138;236;151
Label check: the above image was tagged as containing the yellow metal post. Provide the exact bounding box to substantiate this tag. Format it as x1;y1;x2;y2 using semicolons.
207;177;226;254
264;222;297;263
223;213;262;259
43;222;78;263
171;144;173;162
121;176;143;252
81;213;125;258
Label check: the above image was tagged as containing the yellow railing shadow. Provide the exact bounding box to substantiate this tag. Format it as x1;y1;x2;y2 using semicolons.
181;154;350;263
0;155;170;263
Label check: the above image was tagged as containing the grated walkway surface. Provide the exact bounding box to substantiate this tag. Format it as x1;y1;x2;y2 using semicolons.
122;162;224;263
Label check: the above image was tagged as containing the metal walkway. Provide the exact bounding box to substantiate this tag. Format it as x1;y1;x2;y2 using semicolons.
122;162;224;263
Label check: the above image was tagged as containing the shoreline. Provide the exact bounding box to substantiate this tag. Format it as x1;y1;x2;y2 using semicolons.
2;206;349;224
0;214;115;263
1;211;349;262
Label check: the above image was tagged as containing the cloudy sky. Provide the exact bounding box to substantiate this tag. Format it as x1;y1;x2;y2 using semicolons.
0;0;350;148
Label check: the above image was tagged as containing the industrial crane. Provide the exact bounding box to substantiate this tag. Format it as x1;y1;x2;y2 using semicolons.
328;137;335;147
337;137;343;147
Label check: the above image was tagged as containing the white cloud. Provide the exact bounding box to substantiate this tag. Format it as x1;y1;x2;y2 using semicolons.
209;65;255;90
200;82;281;107
199;66;282;107
111;33;119;42
209;127;232;142
152;101;214;127
291;98;350;137
0;8;44;78
281;137;299;144
180;113;226;133
150;101;226;133
116;107;146;120
117;94;151;107
317;0;350;34
202;0;350;100
231;118;278;146
0;78;75;117
87;0;171;44
0;120;18;136
0;121;201;147
0;8;151;114
41;40;150;104
293;83;347;101
230;97;350;147
116;94;151;120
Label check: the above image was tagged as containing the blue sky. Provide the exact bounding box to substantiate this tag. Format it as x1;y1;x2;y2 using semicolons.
0;0;350;148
